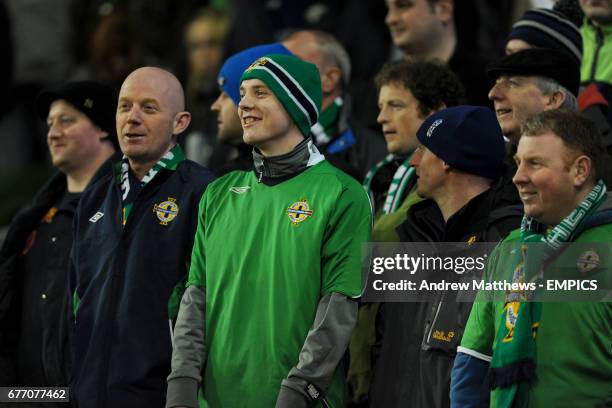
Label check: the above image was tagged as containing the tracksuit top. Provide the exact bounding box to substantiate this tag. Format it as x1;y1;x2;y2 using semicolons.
69;158;214;408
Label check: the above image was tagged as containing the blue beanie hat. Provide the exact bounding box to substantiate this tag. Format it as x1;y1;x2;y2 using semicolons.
217;43;292;105
416;106;506;180
508;8;582;67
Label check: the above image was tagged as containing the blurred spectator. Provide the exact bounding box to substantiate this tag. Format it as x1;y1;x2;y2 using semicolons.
181;7;233;169
283;30;387;179
86;8;146;89
384;0;489;106
580;0;612;86
184;8;228;113
72;0;215;70
505;8;582;65
7;0;75;86
578;0;612;133
467;0;573;63
0;81;118;389
222;0;390;132
1;0;78;174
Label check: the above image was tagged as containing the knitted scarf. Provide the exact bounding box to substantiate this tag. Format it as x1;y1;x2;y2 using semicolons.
363;152;416;214
489;180;607;407
310;96;343;146
117;144;185;225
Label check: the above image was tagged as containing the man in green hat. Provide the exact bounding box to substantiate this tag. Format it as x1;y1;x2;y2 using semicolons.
166;54;372;408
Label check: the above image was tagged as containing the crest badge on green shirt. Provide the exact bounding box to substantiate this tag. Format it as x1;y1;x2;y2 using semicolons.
576;250;600;273
286;198;314;225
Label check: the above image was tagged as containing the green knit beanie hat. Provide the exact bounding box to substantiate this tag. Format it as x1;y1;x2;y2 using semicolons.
240;54;322;137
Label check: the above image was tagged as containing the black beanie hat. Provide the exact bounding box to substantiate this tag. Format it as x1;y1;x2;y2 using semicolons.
36;80;118;147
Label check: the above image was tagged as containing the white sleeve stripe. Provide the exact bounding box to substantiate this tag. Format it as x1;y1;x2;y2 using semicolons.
457;346;492;362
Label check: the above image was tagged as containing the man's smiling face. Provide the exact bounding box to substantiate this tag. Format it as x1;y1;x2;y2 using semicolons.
238;79;295;151
488;75;550;144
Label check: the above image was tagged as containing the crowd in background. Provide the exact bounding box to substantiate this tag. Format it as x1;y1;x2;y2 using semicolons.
1;0;611;407
0;0;560;229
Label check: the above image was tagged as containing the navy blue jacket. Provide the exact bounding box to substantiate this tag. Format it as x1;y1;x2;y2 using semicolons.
69;159;214;408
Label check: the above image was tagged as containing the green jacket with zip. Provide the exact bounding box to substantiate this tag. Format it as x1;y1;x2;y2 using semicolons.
581;19;612;84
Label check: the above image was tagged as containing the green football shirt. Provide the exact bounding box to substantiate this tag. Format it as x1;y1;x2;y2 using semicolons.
461;228;612;407
188;160;372;407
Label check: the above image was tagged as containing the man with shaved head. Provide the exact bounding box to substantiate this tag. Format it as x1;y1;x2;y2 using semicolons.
69;67;214;408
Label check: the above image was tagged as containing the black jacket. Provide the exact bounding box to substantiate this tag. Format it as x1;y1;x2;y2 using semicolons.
69;159;214;408
369;188;522;408
0;155;117;386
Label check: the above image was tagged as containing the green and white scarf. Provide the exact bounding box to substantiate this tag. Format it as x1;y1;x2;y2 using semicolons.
489;180;607;408
117;144;185;225
363;152;416;215
310;97;342;146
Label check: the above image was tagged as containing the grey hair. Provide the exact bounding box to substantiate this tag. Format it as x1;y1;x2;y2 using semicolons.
533;76;578;111
311;31;352;87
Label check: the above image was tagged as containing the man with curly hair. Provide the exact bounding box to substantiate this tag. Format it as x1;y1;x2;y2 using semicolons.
347;59;464;405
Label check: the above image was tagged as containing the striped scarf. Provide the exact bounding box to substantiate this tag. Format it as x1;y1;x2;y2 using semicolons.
489;179;607;408
311;97;342;146
363;153;416;214
118;144;185;225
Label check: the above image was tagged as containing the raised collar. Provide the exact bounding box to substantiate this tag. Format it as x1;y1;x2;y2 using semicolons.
252;137;325;182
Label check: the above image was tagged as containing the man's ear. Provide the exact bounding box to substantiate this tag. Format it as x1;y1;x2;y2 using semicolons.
434;0;454;24
173;111;192;135
546;90;566;110
322;67;342;95
571;155;592;187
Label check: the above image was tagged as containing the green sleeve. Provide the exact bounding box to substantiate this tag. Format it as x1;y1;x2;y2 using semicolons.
459;243;504;359
321;182;372;297
187;189;208;289
460;297;494;360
